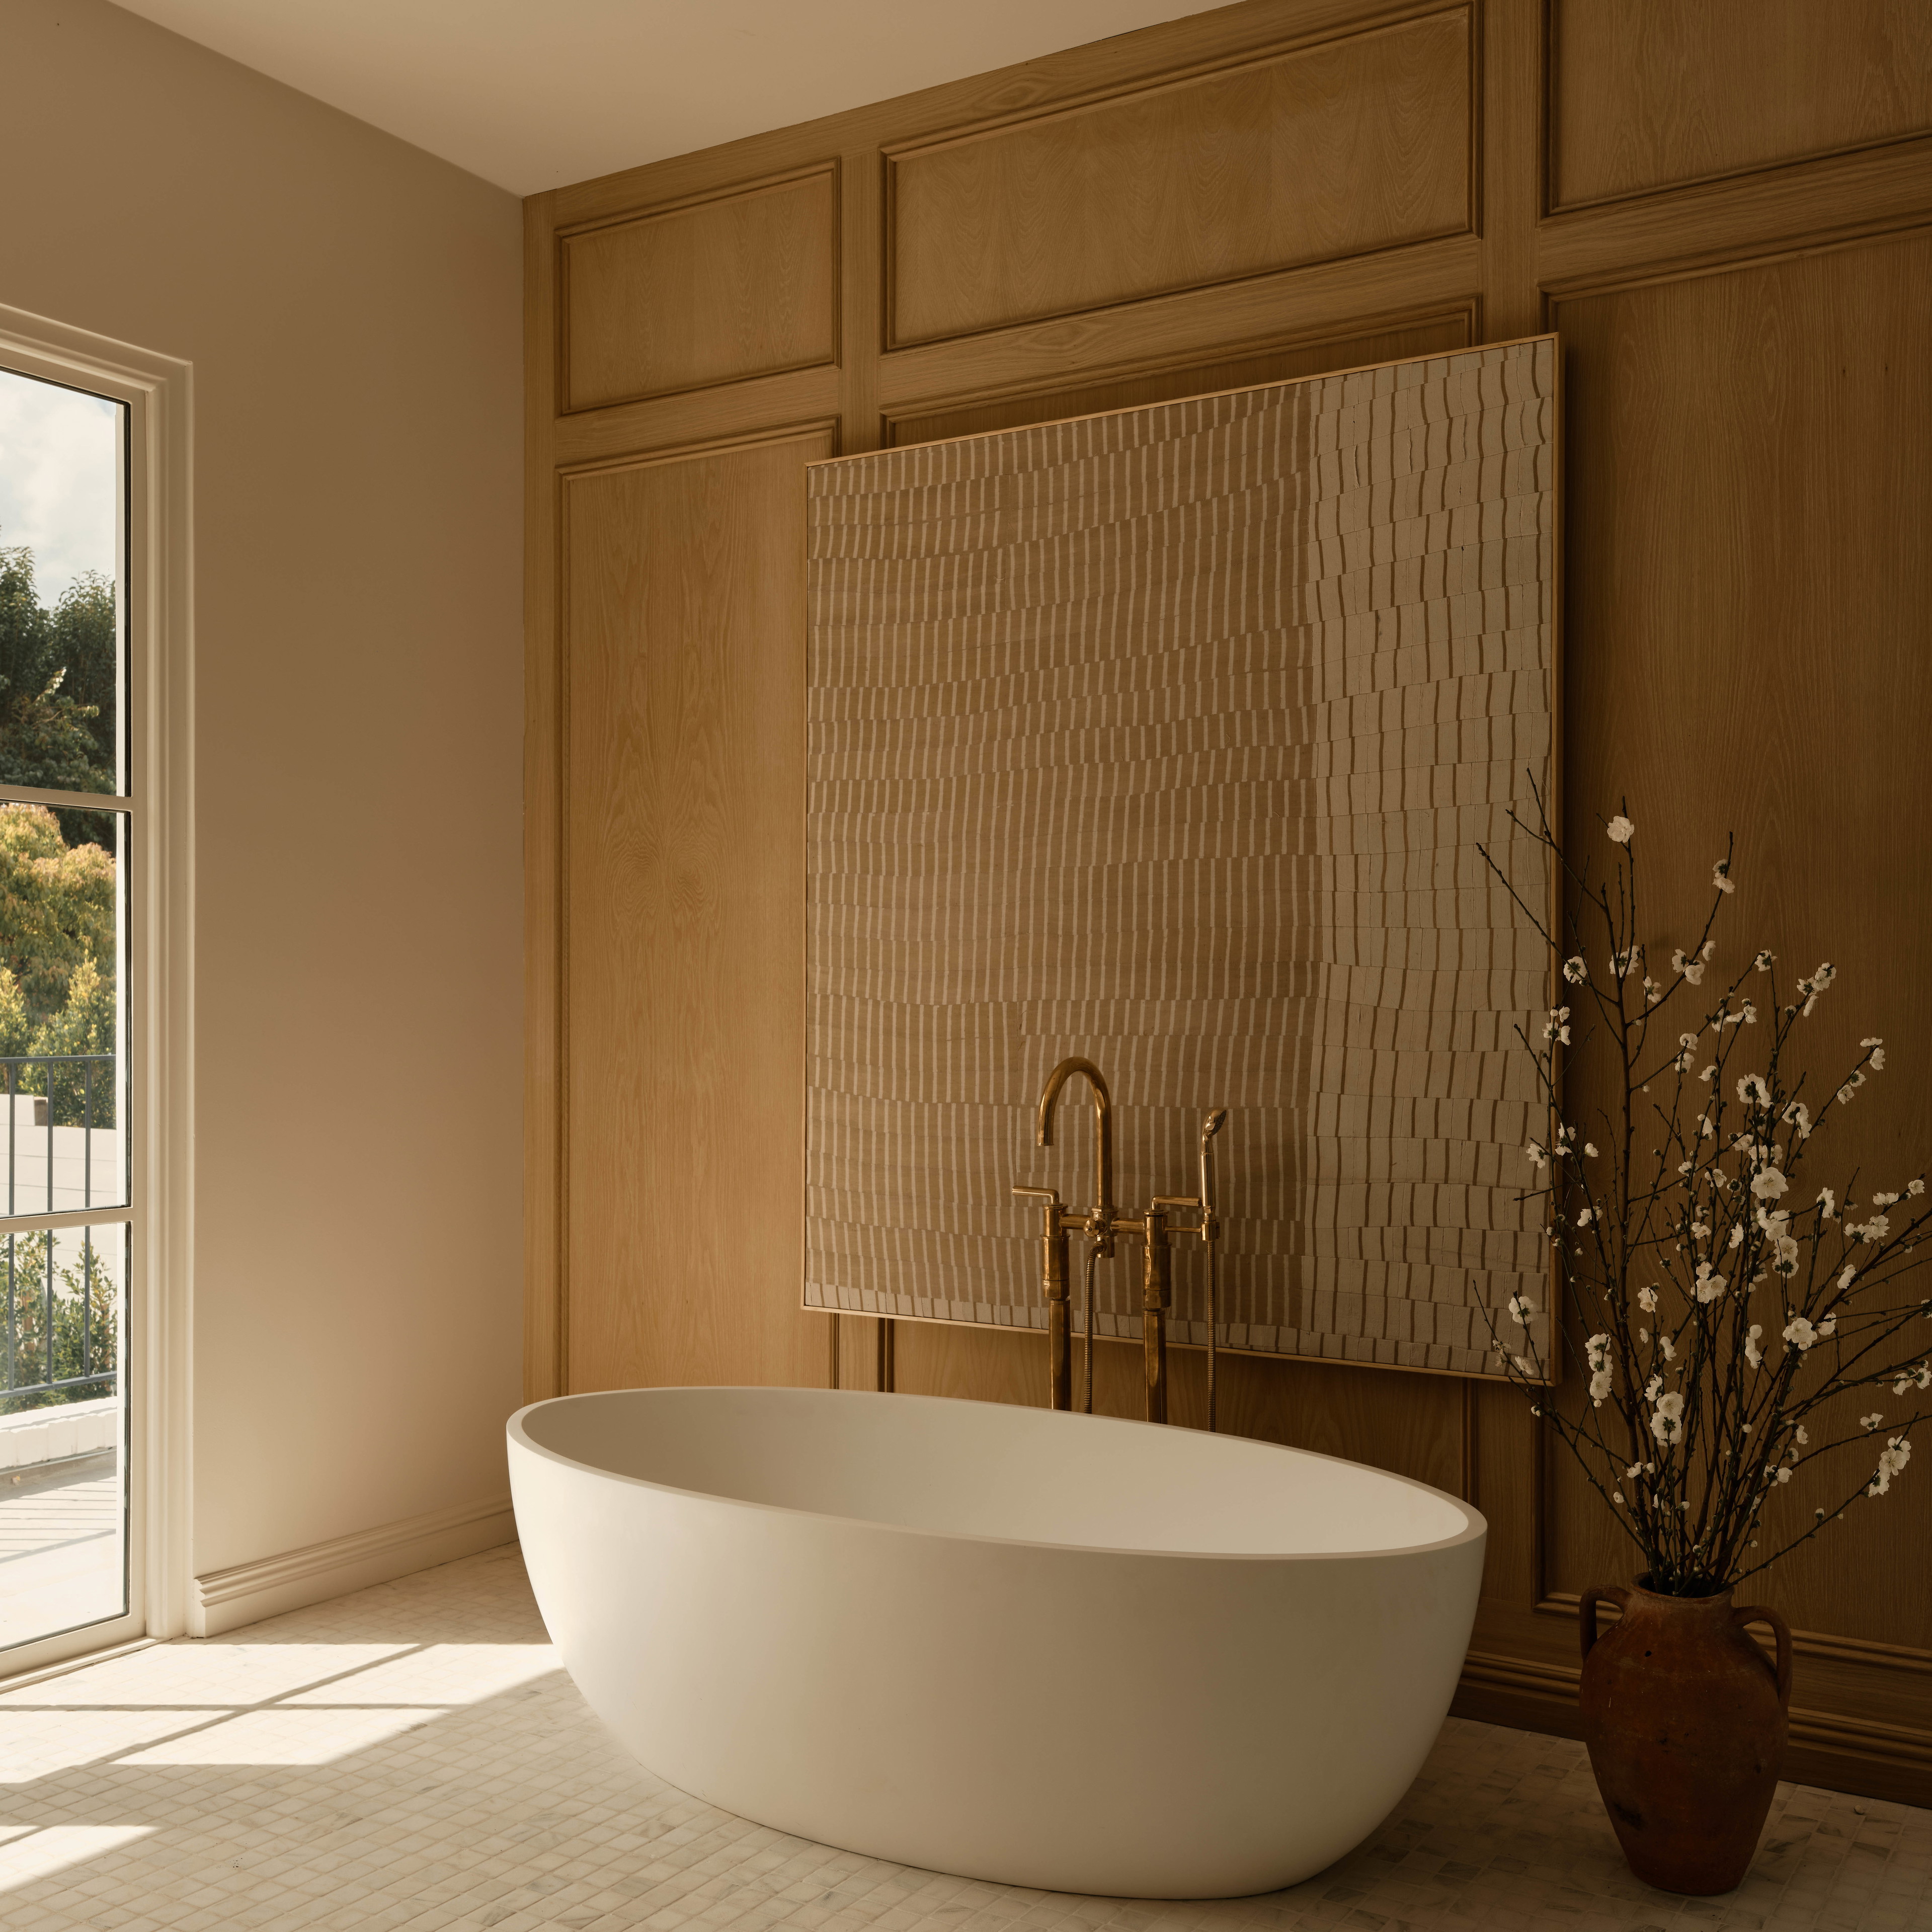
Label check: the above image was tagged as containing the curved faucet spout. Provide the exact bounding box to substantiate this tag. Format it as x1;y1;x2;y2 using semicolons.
1035;1056;1114;1257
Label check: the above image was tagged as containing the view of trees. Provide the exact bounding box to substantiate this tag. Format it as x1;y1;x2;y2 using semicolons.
0;538;119;1128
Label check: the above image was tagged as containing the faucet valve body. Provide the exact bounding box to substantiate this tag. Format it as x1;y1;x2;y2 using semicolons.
1017;1058;1229;1425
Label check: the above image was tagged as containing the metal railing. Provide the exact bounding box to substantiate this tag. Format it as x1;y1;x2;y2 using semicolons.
4;1053;118;1218
4;1227;114;1405
3;1054;119;1406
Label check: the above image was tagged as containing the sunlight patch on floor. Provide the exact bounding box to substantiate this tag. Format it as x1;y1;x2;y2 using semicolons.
0;1825;152;1895
113;1704;448;1766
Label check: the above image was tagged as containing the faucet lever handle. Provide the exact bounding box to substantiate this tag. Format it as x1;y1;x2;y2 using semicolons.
1011;1185;1059;1202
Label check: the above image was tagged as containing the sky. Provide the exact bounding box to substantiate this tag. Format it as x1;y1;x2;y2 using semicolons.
0;367;122;607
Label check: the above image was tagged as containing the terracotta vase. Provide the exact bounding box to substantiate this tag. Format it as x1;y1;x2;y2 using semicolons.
1578;1580;1793;1895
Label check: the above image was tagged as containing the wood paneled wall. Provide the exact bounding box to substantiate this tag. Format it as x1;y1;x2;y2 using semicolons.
526;0;1932;1805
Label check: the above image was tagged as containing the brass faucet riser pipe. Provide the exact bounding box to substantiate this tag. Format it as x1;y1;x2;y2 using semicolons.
1035;1057;1114;1259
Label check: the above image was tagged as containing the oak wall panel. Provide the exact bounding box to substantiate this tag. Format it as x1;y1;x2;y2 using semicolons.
886;6;1472;347
886;308;1472;446
1550;0;1932;210
529;0;1932;1805
1549;227;1932;1651
561;426;835;1392
560;169;837;411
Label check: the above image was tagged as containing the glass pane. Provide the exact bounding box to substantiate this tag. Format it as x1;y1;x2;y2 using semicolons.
1;802;126;1213
0;1222;128;1649
0;365;125;806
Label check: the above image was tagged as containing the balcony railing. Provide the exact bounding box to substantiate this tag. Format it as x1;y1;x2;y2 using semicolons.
3;1054;120;1408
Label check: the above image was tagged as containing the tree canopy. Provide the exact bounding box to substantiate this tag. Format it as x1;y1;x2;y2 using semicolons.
0;543;119;840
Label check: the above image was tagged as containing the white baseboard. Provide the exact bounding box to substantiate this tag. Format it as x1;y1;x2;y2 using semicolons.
190;1493;517;1637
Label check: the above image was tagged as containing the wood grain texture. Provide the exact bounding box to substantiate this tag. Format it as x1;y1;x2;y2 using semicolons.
561;170;837;412
887;311;1472;446
523;190;564;1404
1551;0;1932;211
887;7;1473;346
527;0;1932;1805
561;426;835;1391
1551;227;1932;1651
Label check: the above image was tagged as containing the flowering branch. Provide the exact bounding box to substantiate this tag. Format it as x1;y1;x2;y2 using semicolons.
1477;784;1930;1595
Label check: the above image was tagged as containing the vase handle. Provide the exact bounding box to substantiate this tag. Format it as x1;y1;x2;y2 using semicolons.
1578;1584;1631;1662
1733;1602;1794;1710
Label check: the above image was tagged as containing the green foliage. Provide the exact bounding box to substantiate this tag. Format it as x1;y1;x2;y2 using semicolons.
0;967;28;1058
0;547;118;843
0;1230;118;1412
29;954;115;1126
0;801;115;1022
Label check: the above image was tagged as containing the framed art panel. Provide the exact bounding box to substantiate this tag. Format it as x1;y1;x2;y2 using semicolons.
803;337;1558;1378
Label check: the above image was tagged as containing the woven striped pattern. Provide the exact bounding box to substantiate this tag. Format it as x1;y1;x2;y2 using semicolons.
804;340;1555;1376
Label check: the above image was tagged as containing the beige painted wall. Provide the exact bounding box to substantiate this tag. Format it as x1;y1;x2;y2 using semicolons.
3;0;524;1576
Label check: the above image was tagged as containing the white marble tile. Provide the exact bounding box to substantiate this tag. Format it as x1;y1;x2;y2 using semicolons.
0;1545;1924;1931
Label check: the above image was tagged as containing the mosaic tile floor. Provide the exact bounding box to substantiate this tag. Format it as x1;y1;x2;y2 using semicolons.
0;1544;1926;1930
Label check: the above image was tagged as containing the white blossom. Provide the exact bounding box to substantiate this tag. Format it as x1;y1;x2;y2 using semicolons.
1744;1324;1764;1369
1818;1187;1835;1219
1526;1140;1548;1170
1750;1166;1788;1202
1699;1063;1717;1084
1729;1223;1744;1250
1611;946;1641;980
1839;1264;1857;1291
1638;1285;1658;1312
1862;1036;1886;1072
1754;950;1774;973
1875;1191;1900;1208
1507;1294;1536;1326
1783;1315;1819;1352
1607;815;1634;844
1673;1031;1699;1071
1892;1363;1932;1395
1797;961;1836;1017
1660;1333;1677;1361
1650;1390;1685;1445
1861;1412;1885;1431
1584;1142;1599;1158
1850;1215;1891;1245
1775;1467;1792;1485
1713;860;1735;895
1911;1179;1926;1197
1563;955;1587;985
1671;947;1707;987
1543;1006;1571;1044
1784;1101;1813;1140
1694;1262;1727;1304
1869;1435;1912;1499
1737;1073;1772;1107
1770;1233;1801;1278
1585;1333;1614;1406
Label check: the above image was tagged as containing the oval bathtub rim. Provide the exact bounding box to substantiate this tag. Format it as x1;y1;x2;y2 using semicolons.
507;1386;1489;1568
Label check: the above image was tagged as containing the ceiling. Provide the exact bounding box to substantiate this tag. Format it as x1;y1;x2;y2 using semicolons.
111;0;1233;197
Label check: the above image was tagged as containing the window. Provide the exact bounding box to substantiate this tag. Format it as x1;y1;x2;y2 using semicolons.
0;305;187;1673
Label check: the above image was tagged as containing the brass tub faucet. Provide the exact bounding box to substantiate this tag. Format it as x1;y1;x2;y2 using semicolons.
1014;1058;1227;1425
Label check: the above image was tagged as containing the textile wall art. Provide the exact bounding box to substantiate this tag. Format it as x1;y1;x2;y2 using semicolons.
803;336;1558;1378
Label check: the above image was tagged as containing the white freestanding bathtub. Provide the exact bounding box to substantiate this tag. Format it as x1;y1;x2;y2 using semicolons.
507;1387;1484;1899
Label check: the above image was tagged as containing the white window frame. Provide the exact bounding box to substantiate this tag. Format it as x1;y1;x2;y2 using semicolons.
0;300;192;1677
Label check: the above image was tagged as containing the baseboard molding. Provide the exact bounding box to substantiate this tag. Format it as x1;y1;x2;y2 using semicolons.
1455;1649;1932;1809
190;1493;517;1637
